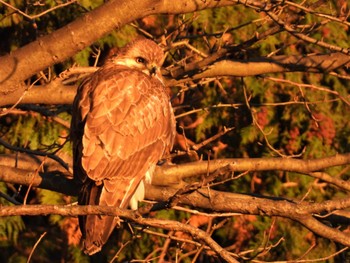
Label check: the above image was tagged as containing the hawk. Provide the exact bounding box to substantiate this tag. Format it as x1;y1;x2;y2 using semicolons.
71;38;175;255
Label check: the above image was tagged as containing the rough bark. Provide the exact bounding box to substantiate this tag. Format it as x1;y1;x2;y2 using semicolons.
1;53;348;107
0;0;245;95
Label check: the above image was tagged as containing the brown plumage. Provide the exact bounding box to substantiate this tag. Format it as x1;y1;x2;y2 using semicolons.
70;39;175;255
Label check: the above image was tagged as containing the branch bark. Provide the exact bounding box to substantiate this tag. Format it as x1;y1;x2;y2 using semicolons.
0;0;254;95
1;153;350;194
1;153;350;249
154;153;350;187
0;205;239;262
168;52;350;84
1;53;348;107
1;195;350;247
167;52;350;81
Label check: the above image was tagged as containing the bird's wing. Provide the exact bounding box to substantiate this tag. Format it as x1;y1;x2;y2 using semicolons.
72;66;175;254
81;67;173;205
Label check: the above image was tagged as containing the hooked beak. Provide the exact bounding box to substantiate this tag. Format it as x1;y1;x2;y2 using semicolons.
148;64;164;85
149;64;158;76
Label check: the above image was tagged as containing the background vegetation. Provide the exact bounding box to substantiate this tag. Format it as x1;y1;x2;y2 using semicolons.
0;0;349;262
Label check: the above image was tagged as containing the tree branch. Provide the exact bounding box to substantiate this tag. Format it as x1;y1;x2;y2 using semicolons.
1;153;350;193
0;165;77;196
154;153;350;187
0;204;239;263
0;138;69;171
1;192;350;248
1;53;348;107
169;53;350;84
1;153;350;249
1;0;259;95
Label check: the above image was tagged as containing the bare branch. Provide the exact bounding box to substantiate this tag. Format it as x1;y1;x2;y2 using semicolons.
1;153;350;193
265;9;350;55
0;165;77;196
27;232;47;263
1;193;350;249
283;0;350;27
166;52;350;85
0;138;70;171
0;205;239;263
1;53;348;107
0;0;77;20
1;154;350;249
1;0;259;95
154;153;350;186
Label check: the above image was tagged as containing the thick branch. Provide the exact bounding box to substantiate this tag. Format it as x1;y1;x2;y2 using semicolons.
154;153;350;186
1;153;350;192
169;53;350;84
2;154;350;248
150;186;350;247
167;52;350;82
0;165;77;196
0;153;71;173
1;53;348;107
1;195;350;248
0;205;238;263
0;0;252;95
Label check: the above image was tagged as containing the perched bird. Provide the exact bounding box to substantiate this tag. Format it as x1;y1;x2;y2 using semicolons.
70;38;175;255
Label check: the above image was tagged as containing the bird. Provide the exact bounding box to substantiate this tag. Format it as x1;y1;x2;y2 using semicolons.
70;38;176;255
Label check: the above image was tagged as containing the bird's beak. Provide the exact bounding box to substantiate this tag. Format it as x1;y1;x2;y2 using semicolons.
149;64;158;76
148;64;164;85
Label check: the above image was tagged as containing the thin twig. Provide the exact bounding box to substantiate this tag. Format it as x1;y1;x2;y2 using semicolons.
266;9;350;55
264;76;350;106
158;231;174;263
0;76;42;117
243;81;290;157
0;137;69;171
284;0;350;27
27;232;47;263
0;0;77;20
23;158;46;205
192;127;235;150
109;240;132;263
0;191;22;205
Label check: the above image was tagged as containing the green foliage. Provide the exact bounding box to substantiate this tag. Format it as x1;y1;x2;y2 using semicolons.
5;113;65;151
38;189;65;224
78;0;104;10
68;246;90;263
7;254;27;263
0;214;24;245
74;47;92;67
0;183;25;246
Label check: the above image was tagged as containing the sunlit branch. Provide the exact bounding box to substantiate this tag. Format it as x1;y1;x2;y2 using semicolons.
0;205;239;263
0;138;70;172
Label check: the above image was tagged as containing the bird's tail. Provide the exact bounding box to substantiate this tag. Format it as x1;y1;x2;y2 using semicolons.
78;180;120;255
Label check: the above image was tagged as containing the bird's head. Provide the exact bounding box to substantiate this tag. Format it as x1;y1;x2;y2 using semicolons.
112;38;164;83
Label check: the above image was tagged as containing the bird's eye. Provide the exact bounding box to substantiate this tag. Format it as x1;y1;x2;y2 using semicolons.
136;57;146;64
